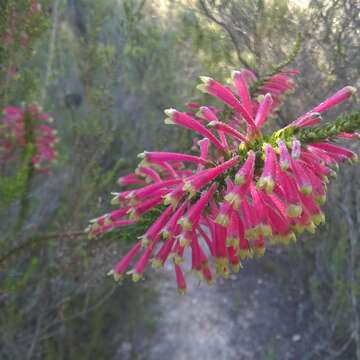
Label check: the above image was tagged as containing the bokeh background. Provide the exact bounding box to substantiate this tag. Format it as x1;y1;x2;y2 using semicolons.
0;0;359;359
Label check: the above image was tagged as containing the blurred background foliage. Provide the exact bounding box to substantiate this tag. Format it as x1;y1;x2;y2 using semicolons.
0;0;359;359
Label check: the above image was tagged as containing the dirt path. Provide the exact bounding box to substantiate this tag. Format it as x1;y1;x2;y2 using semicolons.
148;256;305;360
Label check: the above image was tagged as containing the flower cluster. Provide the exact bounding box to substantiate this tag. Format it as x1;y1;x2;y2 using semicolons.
88;69;358;293
0;105;58;171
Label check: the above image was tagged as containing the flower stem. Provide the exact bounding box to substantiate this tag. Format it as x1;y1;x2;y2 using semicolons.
295;111;360;143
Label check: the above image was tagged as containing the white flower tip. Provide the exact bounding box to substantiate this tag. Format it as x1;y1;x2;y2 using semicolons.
195;109;204;119
164;108;176;117
199;76;212;84
164;118;175;125
110;197;119;205
107;269;114;277
198;137;209;145
231;70;241;80
256;94;265;103
208;121;217;127
196;84;208;93
310;112;321;119
346;86;357;95
137;152;146;159
264;93;272;101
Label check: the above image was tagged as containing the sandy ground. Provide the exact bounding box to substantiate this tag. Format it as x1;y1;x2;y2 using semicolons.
146;256;305;360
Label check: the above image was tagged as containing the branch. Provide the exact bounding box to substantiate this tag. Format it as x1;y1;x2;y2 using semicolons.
0;231;85;267
296;111;360;143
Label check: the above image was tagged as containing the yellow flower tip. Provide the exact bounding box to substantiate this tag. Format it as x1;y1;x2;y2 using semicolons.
274;233;295;245
224;192;241;208
172;254;184;265
195;109;204;118
245;228;257;240
179;237;190;248
269;237;278;246
178;216;192;231
257;177;274;194
239;249;253;259
260;224;273;237
140;236;150;248
206;278;215;287
280;162;289;171
282;234;293;245
161;229;171;240
306;222;316;234
332;163;339;172
151;259;163;270
235;174;246;185
215;214;230;227
254;247;265;257
329;170;337;179
107;269;123;282
312;212;325;226
162;194;173;206
182;182;196;196
292;223;305;234
177;287;187;295
132;272;143;283
300;185;312;196
238;143;247;151
287;205;303;218
128;209;140;221
315;194;326;205
231;263;241;273
226;237;237;247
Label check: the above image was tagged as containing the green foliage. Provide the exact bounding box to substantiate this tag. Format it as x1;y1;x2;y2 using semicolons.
0;0;49;108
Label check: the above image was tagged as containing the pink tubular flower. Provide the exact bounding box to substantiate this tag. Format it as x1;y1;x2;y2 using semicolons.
235;150;255;185
197;76;256;129
139;151;210;166
255;94;272;128
182;156;239;196
179;183;217;231
174;264;187;294
257;144;277;193
208;121;247;143
88;67;359;292
164;109;227;153
232;70;254;117
112;242;142;281
290;86;356;127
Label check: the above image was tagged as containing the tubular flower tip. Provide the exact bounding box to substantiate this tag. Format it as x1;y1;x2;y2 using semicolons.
88;68;359;293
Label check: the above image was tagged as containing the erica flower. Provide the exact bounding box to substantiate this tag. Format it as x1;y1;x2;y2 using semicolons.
0;104;58;171
88;68;359;293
